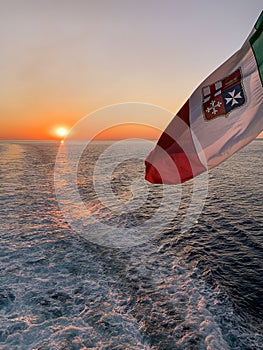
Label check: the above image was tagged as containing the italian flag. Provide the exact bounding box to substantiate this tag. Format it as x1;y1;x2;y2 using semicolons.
145;11;263;184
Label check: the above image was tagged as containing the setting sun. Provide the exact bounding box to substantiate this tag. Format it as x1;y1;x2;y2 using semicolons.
55;127;69;138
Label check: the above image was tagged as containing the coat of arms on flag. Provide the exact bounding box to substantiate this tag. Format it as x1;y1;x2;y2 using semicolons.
202;68;246;121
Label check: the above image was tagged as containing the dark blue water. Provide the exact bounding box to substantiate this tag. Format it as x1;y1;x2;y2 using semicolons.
0;140;262;349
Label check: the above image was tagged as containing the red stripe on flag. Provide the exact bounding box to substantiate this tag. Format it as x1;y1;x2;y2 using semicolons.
145;101;206;184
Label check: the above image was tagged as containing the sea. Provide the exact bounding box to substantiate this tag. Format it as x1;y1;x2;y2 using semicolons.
0;139;262;350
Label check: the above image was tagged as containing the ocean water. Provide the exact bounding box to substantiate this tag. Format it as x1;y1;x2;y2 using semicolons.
0;139;262;350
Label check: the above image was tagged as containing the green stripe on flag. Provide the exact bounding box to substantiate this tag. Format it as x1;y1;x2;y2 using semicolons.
255;11;263;31
250;11;263;86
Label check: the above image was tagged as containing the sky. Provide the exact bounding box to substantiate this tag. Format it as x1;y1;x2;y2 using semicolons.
0;0;262;140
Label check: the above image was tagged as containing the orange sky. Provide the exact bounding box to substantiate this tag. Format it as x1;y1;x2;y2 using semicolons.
93;124;161;140
0;1;262;140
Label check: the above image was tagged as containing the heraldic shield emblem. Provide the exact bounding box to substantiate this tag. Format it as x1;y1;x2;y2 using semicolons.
202;68;246;121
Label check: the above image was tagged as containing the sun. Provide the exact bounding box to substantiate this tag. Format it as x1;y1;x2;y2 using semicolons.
55;127;69;138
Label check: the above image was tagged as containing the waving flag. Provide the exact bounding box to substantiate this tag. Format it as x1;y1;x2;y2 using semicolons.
145;11;263;185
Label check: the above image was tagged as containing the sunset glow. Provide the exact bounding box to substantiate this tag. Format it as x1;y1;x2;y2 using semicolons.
0;2;262;140
55;127;69;138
